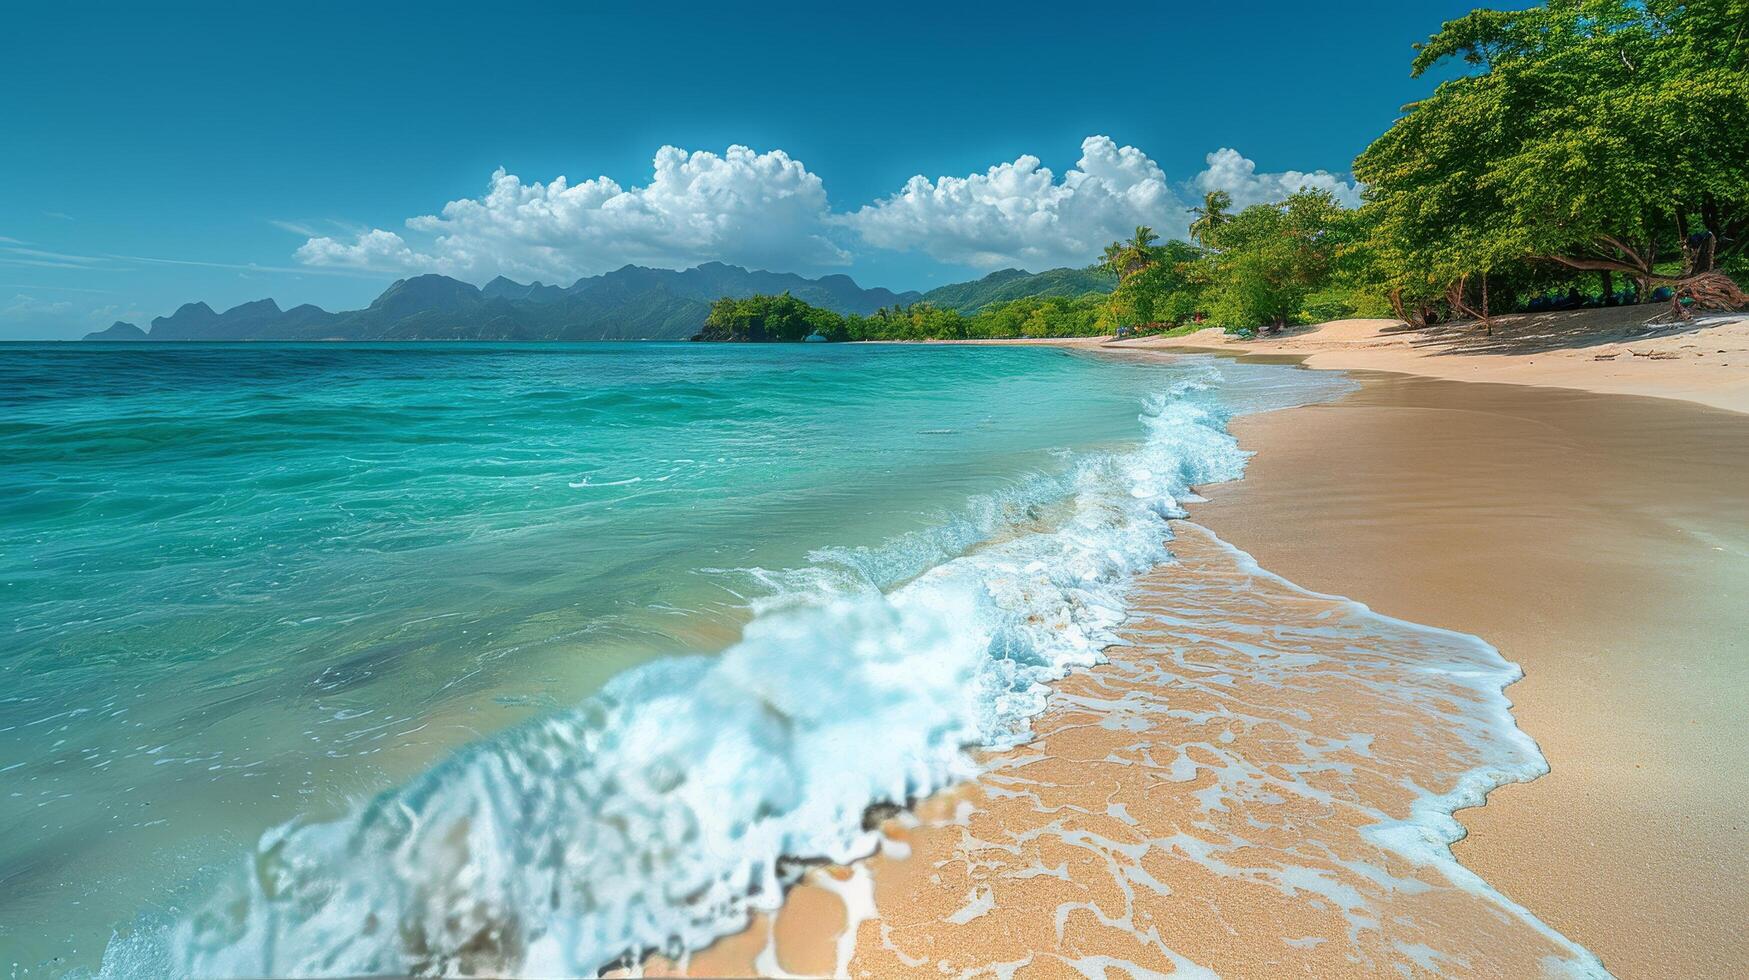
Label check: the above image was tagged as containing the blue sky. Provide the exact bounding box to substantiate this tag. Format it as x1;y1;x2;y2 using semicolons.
1;1;1474;339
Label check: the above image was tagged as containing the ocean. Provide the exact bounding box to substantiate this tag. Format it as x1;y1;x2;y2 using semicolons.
2;342;1584;977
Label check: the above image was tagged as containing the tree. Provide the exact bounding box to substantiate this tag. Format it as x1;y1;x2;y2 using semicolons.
1355;0;1749;323
1204;191;1348;334
1102;226;1163;283
1188;191;1233;247
1098;239;1208;330
695;293;846;342
1099;241;1128;281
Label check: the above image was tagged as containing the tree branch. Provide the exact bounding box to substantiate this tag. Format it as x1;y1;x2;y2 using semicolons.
1541;254;1647;274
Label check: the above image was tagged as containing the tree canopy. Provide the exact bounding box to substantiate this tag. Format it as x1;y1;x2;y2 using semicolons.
694;293;846;342
1203;191;1353;331
1355;0;1749;319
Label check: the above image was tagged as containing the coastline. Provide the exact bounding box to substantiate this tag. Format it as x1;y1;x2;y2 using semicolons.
1109;310;1749;416
1183;370;1749;978
1099;319;1748;974
888;308;1749;415
656;320;1746;977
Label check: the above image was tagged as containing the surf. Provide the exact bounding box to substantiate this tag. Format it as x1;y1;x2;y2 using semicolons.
96;368;1267;976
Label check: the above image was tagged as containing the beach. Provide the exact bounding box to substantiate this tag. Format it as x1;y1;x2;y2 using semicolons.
655;313;1748;978
1116;310;1749;415
26;324;1743;976
1185;369;1749;978
22;1;1747;974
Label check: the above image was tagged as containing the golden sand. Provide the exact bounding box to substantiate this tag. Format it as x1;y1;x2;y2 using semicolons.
1119;310;1749;415
1187;372;1749;979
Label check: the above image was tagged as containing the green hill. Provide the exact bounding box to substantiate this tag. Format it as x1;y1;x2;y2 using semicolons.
921;267;1114;313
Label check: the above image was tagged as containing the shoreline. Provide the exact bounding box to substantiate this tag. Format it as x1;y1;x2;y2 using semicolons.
646;519;1608;979
1124;310;1749;416
654;325;1746;977
920;308;1749;416
1182;370;1749;978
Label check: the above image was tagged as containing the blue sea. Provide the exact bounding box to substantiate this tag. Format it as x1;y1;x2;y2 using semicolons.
1;342;1350;975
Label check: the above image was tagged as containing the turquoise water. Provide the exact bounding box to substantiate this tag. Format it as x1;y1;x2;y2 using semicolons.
0;342;1346;975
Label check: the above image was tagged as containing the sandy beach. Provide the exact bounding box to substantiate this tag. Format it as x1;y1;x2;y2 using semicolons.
651;312;1747;978
1190;370;1749;978
1114;309;1749;415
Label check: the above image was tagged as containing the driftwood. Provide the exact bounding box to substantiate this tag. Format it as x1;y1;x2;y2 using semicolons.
1644;271;1749;324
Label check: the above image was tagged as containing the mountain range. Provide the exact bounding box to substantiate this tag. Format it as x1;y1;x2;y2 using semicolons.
83;264;1112;342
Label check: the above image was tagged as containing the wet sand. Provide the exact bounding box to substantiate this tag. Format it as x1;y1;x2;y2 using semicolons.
1188;372;1749;978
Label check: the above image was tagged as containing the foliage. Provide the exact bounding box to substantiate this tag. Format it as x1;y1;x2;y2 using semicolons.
695;293;846;342
1099;227;1165;282
701;2;1749;344
1202;191;1352;332
1096;239;1207;331
1355;0;1749;319
918;267;1114;312
693;293;1111;342
842;295;1109;340
1188;191;1233;247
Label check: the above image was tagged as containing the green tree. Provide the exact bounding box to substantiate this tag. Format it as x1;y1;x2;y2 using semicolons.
1204;191;1348;333
1188;191;1233;248
695;293;846;342
1355;0;1749;321
1102;226;1163;283
1098;239;1208;331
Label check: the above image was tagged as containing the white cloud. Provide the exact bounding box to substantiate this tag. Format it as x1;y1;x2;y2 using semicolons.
297;228;424;270
842;136;1187;271
1192;148;1362;209
296;145;849;283
291;140;1364;283
1;293;74;318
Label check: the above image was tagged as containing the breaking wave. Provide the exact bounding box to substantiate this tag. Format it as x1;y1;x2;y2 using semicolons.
98;370;1251;977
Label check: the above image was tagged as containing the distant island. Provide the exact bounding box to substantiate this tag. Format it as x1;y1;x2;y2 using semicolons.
82;264;1113;342
83;321;148;341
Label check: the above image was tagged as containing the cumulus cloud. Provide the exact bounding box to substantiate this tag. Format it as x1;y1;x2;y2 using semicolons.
293;140;1364;282
1192;148;1362;210
841;136;1187;271
297;145;849;282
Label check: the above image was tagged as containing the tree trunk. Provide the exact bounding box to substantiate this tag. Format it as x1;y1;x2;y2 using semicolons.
1445;275;1493;334
1481;272;1491;336
1601;269;1614;305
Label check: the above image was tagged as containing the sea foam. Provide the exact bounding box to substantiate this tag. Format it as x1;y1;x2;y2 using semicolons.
97;371;1249;977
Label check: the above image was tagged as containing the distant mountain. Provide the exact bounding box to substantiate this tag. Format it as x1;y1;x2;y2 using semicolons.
113;263;929;343
83;320;148;341
921;267;1114;312
95;262;1114;343
563;262;922;314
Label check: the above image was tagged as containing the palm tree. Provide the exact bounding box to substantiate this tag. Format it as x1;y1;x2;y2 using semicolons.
1100;241;1127;280
1104;226;1161;282
1124;225;1160;262
1188;191;1232;247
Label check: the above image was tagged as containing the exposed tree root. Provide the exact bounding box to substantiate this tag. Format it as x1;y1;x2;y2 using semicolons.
1644;271;1749;324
